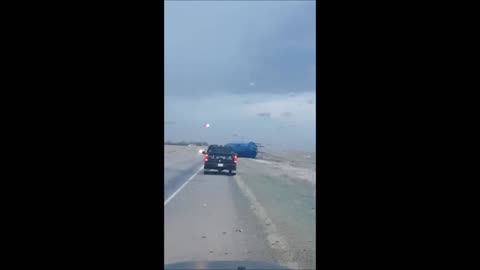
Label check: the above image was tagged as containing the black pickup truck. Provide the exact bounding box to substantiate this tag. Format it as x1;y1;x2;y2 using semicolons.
202;145;237;175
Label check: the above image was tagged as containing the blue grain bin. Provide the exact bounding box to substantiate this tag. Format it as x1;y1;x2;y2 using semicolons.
225;142;258;158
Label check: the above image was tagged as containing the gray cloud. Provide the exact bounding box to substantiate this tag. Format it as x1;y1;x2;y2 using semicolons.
257;112;271;118
307;99;314;104
282;112;292;117
165;2;316;151
165;1;315;97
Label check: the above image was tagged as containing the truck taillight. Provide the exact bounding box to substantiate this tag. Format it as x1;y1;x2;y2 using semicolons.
234;155;238;163
204;154;208;162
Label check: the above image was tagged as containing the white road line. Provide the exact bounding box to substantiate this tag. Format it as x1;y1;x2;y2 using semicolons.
164;165;204;206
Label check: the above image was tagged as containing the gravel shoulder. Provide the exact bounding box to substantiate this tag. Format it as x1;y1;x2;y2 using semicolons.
235;153;316;270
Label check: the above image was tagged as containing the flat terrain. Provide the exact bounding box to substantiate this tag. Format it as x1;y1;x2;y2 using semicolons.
164;145;316;269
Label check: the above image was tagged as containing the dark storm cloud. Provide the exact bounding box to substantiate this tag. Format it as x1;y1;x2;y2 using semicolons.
257;112;271;118
165;1;315;97
165;2;316;151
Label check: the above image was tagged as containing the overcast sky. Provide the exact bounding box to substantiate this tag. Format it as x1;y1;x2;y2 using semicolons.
165;1;316;152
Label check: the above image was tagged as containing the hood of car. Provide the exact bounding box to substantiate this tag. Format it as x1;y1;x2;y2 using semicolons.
164;260;289;270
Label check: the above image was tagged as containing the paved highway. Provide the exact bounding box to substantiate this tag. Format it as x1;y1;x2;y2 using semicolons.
164;145;315;269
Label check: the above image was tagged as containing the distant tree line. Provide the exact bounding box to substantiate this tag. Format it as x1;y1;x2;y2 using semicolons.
165;140;208;146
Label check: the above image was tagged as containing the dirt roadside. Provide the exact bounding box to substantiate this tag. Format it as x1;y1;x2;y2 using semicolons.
235;153;316;270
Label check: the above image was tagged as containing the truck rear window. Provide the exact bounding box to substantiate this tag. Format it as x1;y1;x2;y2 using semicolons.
208;147;233;154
